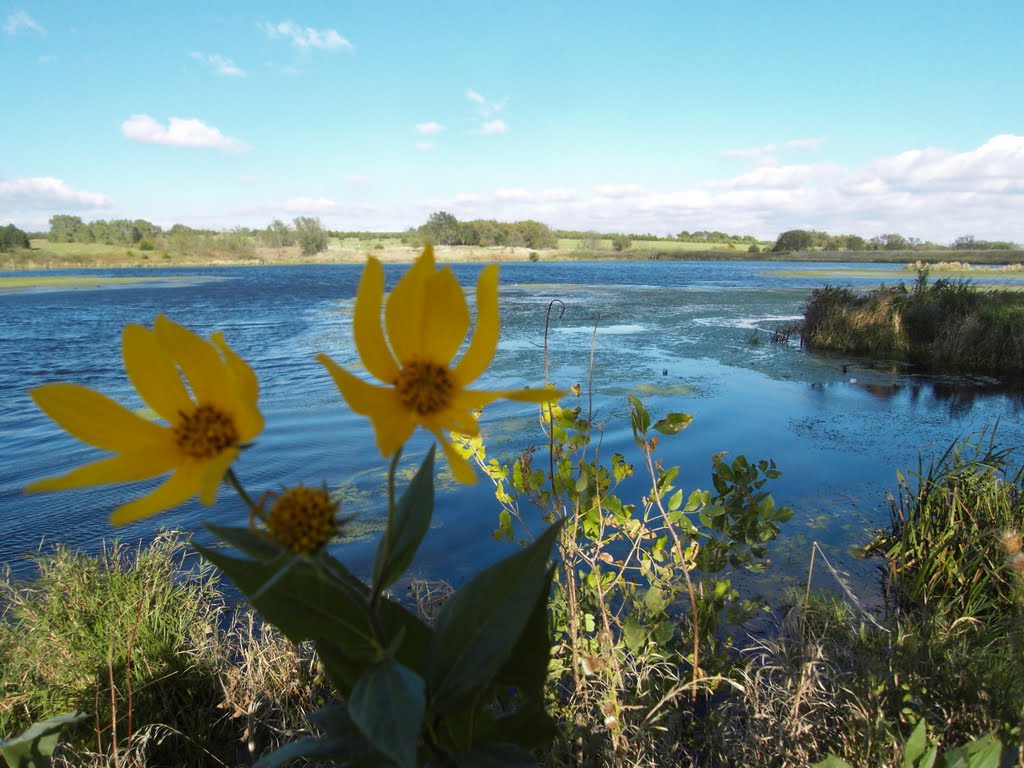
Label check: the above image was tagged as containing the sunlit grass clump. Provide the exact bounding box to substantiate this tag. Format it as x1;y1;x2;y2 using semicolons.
802;274;1024;376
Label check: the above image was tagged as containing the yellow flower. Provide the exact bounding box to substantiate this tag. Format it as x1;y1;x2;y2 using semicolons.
265;485;340;554
317;245;561;483
25;315;263;525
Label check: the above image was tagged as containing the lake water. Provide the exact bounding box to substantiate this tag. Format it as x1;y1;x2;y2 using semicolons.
3;260;1023;600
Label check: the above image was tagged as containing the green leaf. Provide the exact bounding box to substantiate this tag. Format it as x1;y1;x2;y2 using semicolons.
622;615;647;652
426;520;564;712
373;446;435;592
0;712;87;768
494;565;557;702
939;732;1004;768
652;412;693;435
902;719;929;767
348;659;426;768
195;545;377;652
812;757;854;768
204;523;284;561
628;395;650;435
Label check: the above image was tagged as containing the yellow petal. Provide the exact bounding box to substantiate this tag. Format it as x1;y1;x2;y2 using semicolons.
211;332;264;440
154;315;226;405
317;354;415;456
24;449;179;493
123;324;192;423
422;267;470;365
430;428;479;485
211;331;259;406
197;448;238;505
353;257;400;383
30;383;169;452
385;246;433;364
455;386;565;411
110;463;203;525
453;265;499;386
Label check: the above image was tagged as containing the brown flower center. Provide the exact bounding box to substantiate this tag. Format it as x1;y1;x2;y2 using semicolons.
173;404;239;459
266;486;339;553
395;360;454;416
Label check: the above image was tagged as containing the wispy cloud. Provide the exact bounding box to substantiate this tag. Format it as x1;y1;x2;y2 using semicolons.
481;119;506;135
416;141;435;151
189;52;246;77
263;21;352;50
466;88;486;104
121;114;249;152
722;137;825;161
415;121;444;135
3;10;42;35
0;176;111;210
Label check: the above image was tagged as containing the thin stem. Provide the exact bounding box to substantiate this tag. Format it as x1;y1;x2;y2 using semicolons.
370;448;403;612
227;468;260;519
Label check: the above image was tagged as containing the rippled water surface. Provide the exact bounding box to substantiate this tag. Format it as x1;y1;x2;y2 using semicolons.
3;261;1023;594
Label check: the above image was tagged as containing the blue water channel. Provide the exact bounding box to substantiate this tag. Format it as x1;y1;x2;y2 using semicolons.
2;261;1023;602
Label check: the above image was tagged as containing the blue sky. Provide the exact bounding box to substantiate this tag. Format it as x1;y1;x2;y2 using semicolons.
2;1;1023;242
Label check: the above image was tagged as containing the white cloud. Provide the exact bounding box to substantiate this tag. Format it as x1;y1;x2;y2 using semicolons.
121;114;249;152
416;141;435;151
346;175;372;185
0;176;111;210
415;121;444;135
416;135;1024;243
784;137;825;152
37;54;55;64
263;21;352;50
595;184;645;198
3;10;42;35
466;88;486;104
481;119;506;135
190;52;246;77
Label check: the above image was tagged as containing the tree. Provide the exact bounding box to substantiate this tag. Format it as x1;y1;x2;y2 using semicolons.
48;215;84;243
294;217;328;256
261;219;295;248
516;220;557;250
869;233;910;251
772;229;814;252
611;234;632;252
420;211;462;245
0;223;29;252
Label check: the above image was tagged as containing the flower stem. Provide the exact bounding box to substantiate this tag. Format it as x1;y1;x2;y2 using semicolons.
370;449;403;611
227;468;261;523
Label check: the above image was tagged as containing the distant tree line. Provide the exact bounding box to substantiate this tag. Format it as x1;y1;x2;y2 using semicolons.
772;229;1020;253
47;215;162;245
413;211;558;249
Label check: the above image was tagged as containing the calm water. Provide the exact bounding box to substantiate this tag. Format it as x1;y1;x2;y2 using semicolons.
2;261;1023;597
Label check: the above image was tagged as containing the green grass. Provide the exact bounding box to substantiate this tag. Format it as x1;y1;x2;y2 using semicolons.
0;532;328;766
801;278;1024;376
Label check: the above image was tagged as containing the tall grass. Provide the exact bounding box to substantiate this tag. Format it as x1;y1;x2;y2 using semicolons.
0;531;328;767
802;275;1024;376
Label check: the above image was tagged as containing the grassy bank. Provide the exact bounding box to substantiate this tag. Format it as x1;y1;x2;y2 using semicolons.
4;435;1022;766
801;275;1024;376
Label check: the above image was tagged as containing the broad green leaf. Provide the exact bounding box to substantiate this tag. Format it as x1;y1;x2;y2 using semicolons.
902;718;929;767
628;395;650;435
622;614;647;652
204;523;284;561
940;732;1004;768
0;712;86;768
373;446;435;592
812;757;854;768
348;660;426;768
426;520;564;712
652;412;693;435
494;565;557;701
